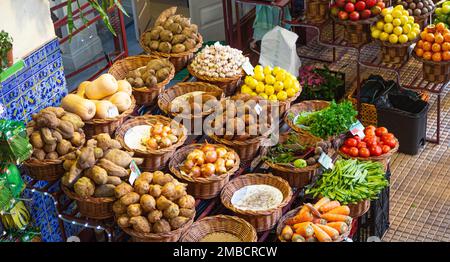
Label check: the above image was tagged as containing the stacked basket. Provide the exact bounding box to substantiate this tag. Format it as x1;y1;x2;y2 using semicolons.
305;0;330;24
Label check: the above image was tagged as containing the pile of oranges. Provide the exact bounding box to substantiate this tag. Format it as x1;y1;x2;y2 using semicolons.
414;22;450;62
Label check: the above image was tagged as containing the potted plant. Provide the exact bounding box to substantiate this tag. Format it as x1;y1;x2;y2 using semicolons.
0;30;13;72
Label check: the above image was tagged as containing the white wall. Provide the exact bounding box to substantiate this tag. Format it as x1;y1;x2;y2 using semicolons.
0;0;56;61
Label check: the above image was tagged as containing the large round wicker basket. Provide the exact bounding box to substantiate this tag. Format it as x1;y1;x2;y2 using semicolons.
374;38;418;65
412;51;450;83
187;65;244;96
333;15;379;46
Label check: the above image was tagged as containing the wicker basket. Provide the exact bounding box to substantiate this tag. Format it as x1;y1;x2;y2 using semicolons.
121;214;195;242
333;15;379;46
236;89;301;117
187;65;244;96
276;206;351;242
168;143;240;199
108;55;175;106
305;0;329;24
375;38;417;65
61;185;114;220
348;199;371;218
412;52;450;83
23;158;65;182
414;9;434;30
115;115;187;171
83;96;136;139
180;215;257;242
158;82;224;133
221;173;292;232
208;133;269;162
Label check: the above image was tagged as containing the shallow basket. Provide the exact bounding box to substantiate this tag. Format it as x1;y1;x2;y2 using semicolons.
187;65;244;96
61;185;114;220
276;206;351;242
305;0;329;24
348;199;371;218
23;158;64;182
412;52;450;83
333;15;379;46
115;115;187;171
180;215;257;242
108;55;175;106
221;173;292;232
375;38;417;65
169;143;240;199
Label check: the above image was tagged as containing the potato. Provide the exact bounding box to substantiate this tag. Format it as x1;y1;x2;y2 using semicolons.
94;133;121;151
127;203;142;217
156;196;173;210
106;176;122;186
97;159;128;177
71;132;84;147
134;179;150;195
130;216;151;233
163;18;174;29
172;184;187;200
172;44;186;54
34;111;60;129
62;151;77;160
134;78;144;88
172;34;186;45
42;107;65;118
178;195;195;209
139;172;153;183
170;216;189;230
84;166;107;185
148;184;162;198
147;210;163;223
145;75;158;87
169;23;182;34
180;18;191;28
149;29;161;40
158;42;172;53
94;184;115;197
120;192;140;206
57;139;72;156
103;149;133;168
30;131;44;149
43;142;57;154
160;30;173;42
114;182;133;198
153;171;173;186
65;163;84;187
156;68;170;82
179;208;195;219
57;120;75;139
74;177;95;198
140;194;156;212
163;203;179;219
63;159;75;171
152;219;171;233
46;152;59;160
147;60;165;71
117;214;130;228
161;182;176;199
77;147;95;170
190;24;198;33
113;200;127;214
150;40;160;51
94;147;103;159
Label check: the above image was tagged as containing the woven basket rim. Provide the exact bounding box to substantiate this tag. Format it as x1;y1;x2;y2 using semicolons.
331;14;380;26
220;173;293;216
179;215;258;242
114;115;187;156
337;137;399;161
83;96;136;124
61;183;115;203
187;64;245;83
374;37;419;48
265;160;320;173
140;33;204;58
412;51;450;65
168;143;240;183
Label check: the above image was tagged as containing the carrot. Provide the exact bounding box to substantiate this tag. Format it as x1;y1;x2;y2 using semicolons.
281;225;293;241
321;213;353;225
317;224;339;240
292;222;314;237
304;203;321;217
312;217;327;225
326;222;349;234
311;224;332;242
326;205;350;216
305;236;317;242
319;200;341;213
291;233;305;242
285;206;313;225
313;197;330;210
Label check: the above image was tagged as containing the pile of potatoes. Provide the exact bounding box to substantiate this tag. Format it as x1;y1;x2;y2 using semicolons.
28;107;85;161
142;12;200;54
126;59;173;89
61;133;143;198
169;92;220;117
114;171;195;234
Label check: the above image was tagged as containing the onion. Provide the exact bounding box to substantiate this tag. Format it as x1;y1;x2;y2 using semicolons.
160;137;173;148
224;152;236;161
215;158;227;174
201;163;216;177
201;143;216;153
163;126;172;134
152;123;163;135
193;155;204;166
167;134;178;143
161;131;168;137
191;166;201;177
205;150;218;163
146;138;158;150
184;159;195;170
225;159;235;169
216;147;228;158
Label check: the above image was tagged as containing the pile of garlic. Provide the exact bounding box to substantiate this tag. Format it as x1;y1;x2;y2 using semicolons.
190;43;248;78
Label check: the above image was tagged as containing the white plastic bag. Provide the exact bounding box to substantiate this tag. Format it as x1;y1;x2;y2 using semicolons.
259;26;301;77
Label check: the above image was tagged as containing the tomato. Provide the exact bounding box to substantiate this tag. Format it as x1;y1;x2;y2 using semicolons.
364;135;377;147
376;136;381;144
382;133;395;142
365;125;376;132
354;135;361;142
369;145;382;157
345;138;358;147
382;145;391;154
357;141;367;149
359;147;370;158
365;129;376;137
340;146;350;155
349;147;359;157
384;138;397;148
375;127;388;137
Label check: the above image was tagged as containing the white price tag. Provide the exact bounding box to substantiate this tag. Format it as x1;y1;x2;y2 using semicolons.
129;160;141;186
242;61;255;75
350;120;365;139
318;153;334;170
254;103;262;115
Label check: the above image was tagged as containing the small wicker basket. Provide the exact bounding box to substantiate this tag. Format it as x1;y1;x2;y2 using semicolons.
208;133;269;162
23;158;65;182
305;0;330;24
348;199;371;218
333;15;379;46
108;55;175;106
180;215;257;242
115;115;187;171
374;38;417;65
187;65;244;96
61;185;115;220
221;173;292;232
412;52;450;83
169;143;240;199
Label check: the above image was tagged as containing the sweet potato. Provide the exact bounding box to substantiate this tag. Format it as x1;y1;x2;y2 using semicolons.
169;216;189;230
148;184;162;198
94;133;121;151
153;171;173;186
127;203;143;217
134;179;150;195
94;184;115;197
103;149;133;168
74;177;95;198
30;131;44;149
130;216;151;233
46;152;59;160
33;149;46;160
35;111;60;129
106;176;122;186
40;128;56;145
120;192;140;206
97;158;128;177
57;120;75;139
65;163;84;187
114;182;133;199
147;210;163;223
177;195;195;209
51;130;63;143
156;196;174;210
179;208;195;219
85;165;108;185
153;219;171;233
140;194;156;212
42;107;65;118
76;147;95;170
163;203;180;219
43;142;57;153
139;172;153;183
57;139;73;156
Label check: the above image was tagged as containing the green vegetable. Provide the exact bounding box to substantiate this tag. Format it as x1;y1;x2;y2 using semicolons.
294;159;307;168
263;133;306;164
306;159;389;204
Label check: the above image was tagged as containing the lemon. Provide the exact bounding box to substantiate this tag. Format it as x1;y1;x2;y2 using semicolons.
408;17;415;24
384;14;393;23
286;88;297;98
392;10;402;19
389;34;399;44
381;8;391;17
263;66;272;76
255;82;265;93
274;81;284;92
376;21;385;30
283;77;294;90
393;26;403;36
379;32;389;41
398;34;408;44
254;65;263;73
371;29;381;39
268;94;278;101
275;71;286;82
293;81;301;92
412;23;420;29
251;92;258;97
241;85;252;94
276;91;288;101
413;28;420;36
255;81;265;91
402;24;411;34
400;16;409;25
402;10;409;16
371;26;376;32
265;74;276;85
264;85;275;96
392;18;402;26
253;72;265;82
244;76;254;86
259;93;268;100
394;5;404;11
407;31;417;41
384;23;394;34
272;66;281;75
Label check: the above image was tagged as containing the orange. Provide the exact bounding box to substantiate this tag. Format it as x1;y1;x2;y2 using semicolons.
443;51;450;61
420;31;428;40
432;52;442;62
444;33;450;43
426;33;435;43
423;41;432;51
423;51;432;60
415;48;424;57
432;43;442;52
436;22;446;32
435;33;444;44
417;40;424;48
443;28;450;35
442;42;450;51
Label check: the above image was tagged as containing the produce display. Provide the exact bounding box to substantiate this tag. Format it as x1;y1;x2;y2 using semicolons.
180;144;237;178
395;0;435;17
141;10;201;54
279;197;352;242
169;91;220;116
28;107;85;161
240;65;301;101
231;184;283;211
414;23;450;61
339;125;398;158
113;171;195;234
330;0;385;21
189;43;248;78
298;66;345;101
370;5;421;44
434;1;450;27
306;159;389;204
62;74;133;121
125;59;173;89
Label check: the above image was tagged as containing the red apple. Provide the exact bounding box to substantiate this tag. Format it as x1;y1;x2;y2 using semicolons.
349;11;360;21
331;6;340;17
371;5;382;15
336;0;346;8
338;10;349;20
366;0;377;8
360;9;372;19
355;1;366;11
376;1;385;9
345;3;355;13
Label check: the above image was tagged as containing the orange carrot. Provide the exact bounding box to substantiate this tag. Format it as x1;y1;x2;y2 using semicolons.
304;203;321;217
281;225;293;241
311;224;332;242
321;213;353;225
312;217;327;225
326;205;350;216
327;222;349;234
317;224;339;240
319;200;341;213
292;222;314;237
286;206;313;225
313;197;330;210
291;233;305;242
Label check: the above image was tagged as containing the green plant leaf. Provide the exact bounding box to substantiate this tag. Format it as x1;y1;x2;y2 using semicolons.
67;0;75;39
76;0;89;25
114;0;129;17
89;0;117;36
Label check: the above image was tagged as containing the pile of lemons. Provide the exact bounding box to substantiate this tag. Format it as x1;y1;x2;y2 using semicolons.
370;5;421;44
240;65;301;101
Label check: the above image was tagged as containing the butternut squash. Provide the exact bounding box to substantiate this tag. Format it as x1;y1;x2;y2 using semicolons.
77;81;91;98
61;94;96;121
85;74;118;100
108;91;132;112
117;80;132;95
94;100;120;119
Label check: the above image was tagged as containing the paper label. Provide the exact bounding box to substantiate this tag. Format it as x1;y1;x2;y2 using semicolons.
242;61;255;75
350;120;365;139
129;160;141;185
254;103;262;115
318;153;334;170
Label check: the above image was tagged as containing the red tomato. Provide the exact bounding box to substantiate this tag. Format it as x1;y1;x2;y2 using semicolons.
365;125;376;132
369;145;382;157
364;135;377;147
359;147;370;158
384;138;397;148
340;146;350;155
376;136;381;144
375;127;388;137
379;141;384;146
354;135;361;142
349;147;359;157
382;133;395;142
345;138;358;147
357;142;367;148
365;129;376;137
382;145;391;154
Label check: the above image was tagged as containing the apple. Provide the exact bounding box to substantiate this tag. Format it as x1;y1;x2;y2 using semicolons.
345;3;355;13
331;6;340;17
360;9;372;19
371;6;382;15
365;0;377;8
349;11;360;21
355;1;366;11
376;1;385;9
338;10;349;21
336;0;346;8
